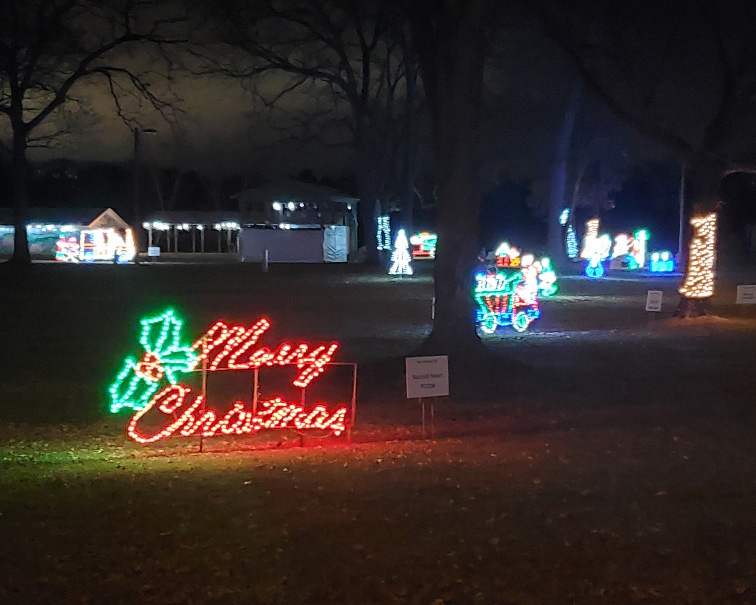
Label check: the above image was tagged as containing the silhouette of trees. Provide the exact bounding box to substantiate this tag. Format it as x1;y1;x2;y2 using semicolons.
0;0;186;265
201;0;423;262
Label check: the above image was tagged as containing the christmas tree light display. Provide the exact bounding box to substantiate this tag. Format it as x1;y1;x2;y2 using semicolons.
559;207;570;225
389;229;413;275
376;215;391;251
679;213;717;299
566;224;579;259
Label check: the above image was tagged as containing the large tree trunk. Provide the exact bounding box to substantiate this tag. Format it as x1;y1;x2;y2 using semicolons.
423;164;483;355
675;151;727;317
356;188;380;265
547;79;581;269
685;152;727;215
399;38;419;236
412;0;490;358
355;125;381;265
9;132;31;266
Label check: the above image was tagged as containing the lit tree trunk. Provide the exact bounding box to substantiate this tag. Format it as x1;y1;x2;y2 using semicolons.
412;0;490;357
675;151;727;317
547;79;581;269
9;130;31;266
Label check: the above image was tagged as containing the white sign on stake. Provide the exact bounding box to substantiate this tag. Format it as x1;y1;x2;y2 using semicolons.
645;290;663;312
147;246;161;257
736;284;756;304
405;356;449;399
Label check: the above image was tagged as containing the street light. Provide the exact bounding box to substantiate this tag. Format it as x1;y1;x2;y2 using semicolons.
133;127;157;263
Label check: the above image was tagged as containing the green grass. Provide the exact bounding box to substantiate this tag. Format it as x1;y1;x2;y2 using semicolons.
1;414;753;604
1;261;755;603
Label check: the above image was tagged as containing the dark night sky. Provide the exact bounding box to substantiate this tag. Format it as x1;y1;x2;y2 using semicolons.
22;73;355;179
4;3;719;200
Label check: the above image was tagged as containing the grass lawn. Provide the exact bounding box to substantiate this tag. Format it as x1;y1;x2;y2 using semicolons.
1;260;755;604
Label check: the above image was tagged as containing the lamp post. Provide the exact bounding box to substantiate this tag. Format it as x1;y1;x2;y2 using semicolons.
133;126;157;263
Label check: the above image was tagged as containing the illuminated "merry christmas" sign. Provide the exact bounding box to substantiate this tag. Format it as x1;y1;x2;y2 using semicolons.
110;310;350;444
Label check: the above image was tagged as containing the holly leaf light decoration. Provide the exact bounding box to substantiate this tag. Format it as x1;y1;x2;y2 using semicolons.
109;309;197;413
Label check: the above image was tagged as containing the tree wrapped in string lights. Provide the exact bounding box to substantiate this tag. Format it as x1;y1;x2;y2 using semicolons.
676;212;717;317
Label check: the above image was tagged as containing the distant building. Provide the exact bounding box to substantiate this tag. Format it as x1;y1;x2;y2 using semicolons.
0;207;129;257
141;180;359;261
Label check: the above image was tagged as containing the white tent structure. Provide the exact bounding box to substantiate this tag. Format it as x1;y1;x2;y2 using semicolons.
232;180;359;263
239;225;350;263
142;211;242;253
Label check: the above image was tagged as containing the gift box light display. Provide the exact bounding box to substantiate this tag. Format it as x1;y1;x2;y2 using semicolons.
474;263;541;334
494;242;558;296
679;213;717;299
55;228;136;263
410;232;438;258
110;310;353;445
610;229;649;270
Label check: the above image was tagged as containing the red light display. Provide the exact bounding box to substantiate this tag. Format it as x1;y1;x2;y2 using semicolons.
127;385;349;444
116;312;352;445
191;319;338;388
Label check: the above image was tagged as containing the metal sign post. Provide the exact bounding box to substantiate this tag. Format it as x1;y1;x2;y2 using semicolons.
646;290;663;328
199;337;208;453
189;357;356;453
406;356;448;440
252;367;259;415
349;362;357;442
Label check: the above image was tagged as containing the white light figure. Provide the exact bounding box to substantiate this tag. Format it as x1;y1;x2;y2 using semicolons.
580;218;600;259
388;229;413;276
559;207;570;226
118;229;137;263
612;233;630;259
630;229;649;268
585;253;605;278
597;234;612;260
